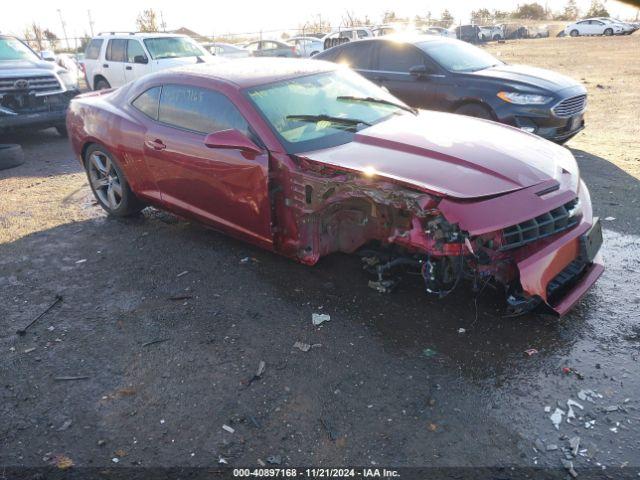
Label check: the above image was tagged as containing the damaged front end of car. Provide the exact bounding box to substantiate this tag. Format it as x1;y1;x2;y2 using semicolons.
270;155;603;316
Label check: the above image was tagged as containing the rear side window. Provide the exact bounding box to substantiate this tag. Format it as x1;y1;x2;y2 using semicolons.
106;39;126;62
126;40;147;63
377;42;425;72
132;86;161;119
85;39;103;60
158;85;248;135
334;42;374;69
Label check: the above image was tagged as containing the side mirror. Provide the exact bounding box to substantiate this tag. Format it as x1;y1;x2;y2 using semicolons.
204;129;262;155
409;65;429;77
134;55;148;64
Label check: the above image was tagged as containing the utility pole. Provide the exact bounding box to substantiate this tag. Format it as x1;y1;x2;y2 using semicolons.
87;10;95;36
57;9;70;50
160;11;167;32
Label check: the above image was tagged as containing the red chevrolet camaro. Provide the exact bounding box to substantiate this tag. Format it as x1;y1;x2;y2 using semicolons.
67;58;603;315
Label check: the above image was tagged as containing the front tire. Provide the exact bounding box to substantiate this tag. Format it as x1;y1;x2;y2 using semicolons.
84;144;144;217
454;103;494;120
570;29;579;37
95;78;111;90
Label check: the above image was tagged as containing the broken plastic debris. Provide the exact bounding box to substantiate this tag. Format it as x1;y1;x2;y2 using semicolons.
567;399;584;420
240;257;259;264
222;424;235;434
569;436;580;456
218;457;228;465
312;313;330;326
176;271;189;277
550;408;565;429
524;348;538;356
603;405;619;412
544;406;551;413
75;259;87;264
561;459;578;478
293;341;311;352
578;389;602;403
584;420;596;429
604;216;615;221
255;360;266;378
266;455;282;465
422;348;437;358
457;328;466;334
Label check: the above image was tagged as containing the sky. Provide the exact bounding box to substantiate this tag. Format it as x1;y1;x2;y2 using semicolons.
2;0;639;42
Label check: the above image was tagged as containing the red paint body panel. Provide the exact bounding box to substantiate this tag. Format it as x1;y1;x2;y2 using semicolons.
66;59;602;316
304;111;576;199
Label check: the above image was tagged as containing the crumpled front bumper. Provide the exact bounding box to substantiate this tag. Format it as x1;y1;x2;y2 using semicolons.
516;182;603;315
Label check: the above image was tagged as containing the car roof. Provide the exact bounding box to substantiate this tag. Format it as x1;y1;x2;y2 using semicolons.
155;57;337;89
95;32;190;39
339;34;458;46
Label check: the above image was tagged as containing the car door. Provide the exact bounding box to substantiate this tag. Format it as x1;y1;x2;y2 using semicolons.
330;41;376;80
103;39;127;87
140;84;271;244
245;41;261;56
370;41;444;110
124;39;151;83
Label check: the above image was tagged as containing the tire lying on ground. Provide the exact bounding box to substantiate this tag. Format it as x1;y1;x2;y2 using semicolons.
0;144;25;171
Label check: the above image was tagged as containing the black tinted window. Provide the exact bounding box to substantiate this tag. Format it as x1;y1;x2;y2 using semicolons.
158;85;248;135
378;42;425;72
334;42;374;69
85;39;103;60
126;40;147;63
132;87;161;119
106;39;126;62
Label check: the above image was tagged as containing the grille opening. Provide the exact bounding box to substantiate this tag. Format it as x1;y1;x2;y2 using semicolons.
500;198;579;251
553;95;587;118
546;259;587;305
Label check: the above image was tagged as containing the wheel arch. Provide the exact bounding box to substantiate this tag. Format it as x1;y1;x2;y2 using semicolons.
451;99;497;120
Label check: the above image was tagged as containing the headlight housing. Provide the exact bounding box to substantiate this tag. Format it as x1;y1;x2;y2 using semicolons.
497;91;552;105
56;69;78;91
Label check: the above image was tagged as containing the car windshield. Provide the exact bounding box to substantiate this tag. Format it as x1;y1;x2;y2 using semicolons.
246;68;410;154
417;40;502;72
143;37;206;60
0;37;39;61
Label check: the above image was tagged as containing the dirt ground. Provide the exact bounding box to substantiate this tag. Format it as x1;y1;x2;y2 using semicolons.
1;34;640;478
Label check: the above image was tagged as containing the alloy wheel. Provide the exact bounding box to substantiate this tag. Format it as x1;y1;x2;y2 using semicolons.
87;151;123;210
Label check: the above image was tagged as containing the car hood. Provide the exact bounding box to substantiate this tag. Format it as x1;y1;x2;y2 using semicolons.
301;111;577;199
470;64;581;92
0;59;57;77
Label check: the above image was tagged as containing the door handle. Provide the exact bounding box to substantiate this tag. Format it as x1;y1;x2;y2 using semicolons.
125;65;132;70
103;64;109;68
145;139;166;151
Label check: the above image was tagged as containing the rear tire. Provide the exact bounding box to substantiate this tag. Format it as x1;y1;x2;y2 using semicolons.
0;144;25;171
454;103;494;120
95;78;111;90
570;29;579;37
84;144;144;217
604;28;613;36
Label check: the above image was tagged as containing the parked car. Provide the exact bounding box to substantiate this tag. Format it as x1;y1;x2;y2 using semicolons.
528;25;550;38
372;25;397;36
564;19;623;36
593;17;636;34
322;28;374;50
497;23;529;39
203;42;250;59
39;50;56;62
0;34;79;136
454;25;481;43
315;35;587;143
286;36;324;57
66;58;603;316
423;27;457;38
244;40;299;58
478;25;503;41
82;32;218;90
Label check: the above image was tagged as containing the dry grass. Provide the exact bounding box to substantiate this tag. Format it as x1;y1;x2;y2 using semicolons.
484;34;640;177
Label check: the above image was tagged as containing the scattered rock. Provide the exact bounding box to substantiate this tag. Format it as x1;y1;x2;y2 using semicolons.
550;408;565;429
222;424;235;434
293;341;311;352
57;419;72;431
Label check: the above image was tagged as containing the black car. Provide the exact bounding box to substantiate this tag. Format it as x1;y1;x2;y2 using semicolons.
314;36;587;143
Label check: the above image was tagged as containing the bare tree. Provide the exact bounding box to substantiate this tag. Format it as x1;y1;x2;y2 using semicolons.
136;9;159;33
43;29;59;50
23;23;45;51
